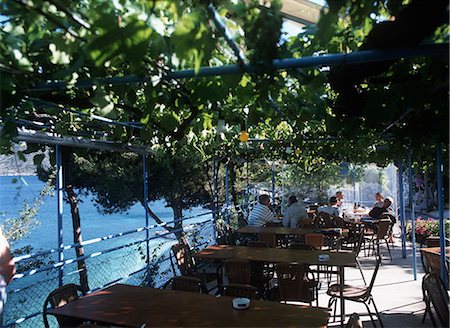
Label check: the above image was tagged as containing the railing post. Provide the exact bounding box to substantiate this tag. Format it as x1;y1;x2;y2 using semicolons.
56;145;64;286
143;155;150;285
281;164;285;215
436;143;448;288
353;169;356;203
225;164;229;225
397;157;407;259
271;163;275;204
212;159;218;241
407;145;417;280
246;161;250;218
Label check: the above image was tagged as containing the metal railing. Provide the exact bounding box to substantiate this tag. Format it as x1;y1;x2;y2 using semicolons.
4;211;217;328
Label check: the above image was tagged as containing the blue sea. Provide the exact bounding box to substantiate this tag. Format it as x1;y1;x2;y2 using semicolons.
0;175;214;327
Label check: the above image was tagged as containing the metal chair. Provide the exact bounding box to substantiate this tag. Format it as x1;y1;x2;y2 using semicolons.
224;259;252;284
318;212;335;228
422;272;449;327
365;219;392;261
327;257;383;327
43;284;85;328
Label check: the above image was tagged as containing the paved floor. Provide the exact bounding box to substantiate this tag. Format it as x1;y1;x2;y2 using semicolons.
324;238;431;327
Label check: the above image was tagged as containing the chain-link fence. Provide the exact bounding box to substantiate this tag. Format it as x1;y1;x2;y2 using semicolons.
4;216;216;328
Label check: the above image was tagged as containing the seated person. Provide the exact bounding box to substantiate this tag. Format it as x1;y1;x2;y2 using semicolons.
318;196;341;218
373;192;384;208
335;191;344;207
369;196;396;223
282;195;308;228
248;194;275;227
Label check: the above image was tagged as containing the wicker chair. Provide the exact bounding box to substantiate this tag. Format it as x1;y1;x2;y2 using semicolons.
170;243;222;293
327;257;383;327
318;212;335;228
422;272;449;327
43;284;85;328
171;276;204;293
223;283;260;299
305;233;324;250
273;262;318;305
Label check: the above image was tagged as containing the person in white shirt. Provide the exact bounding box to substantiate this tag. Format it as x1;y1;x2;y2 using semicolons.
282;195;308;228
373;192;385;208
248;194;275;227
318;196;341;218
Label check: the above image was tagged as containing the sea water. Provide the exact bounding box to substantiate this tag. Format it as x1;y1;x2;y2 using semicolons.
0;175;213;327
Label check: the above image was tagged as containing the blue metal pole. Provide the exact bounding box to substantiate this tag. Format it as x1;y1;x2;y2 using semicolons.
143;155;150;285
246;161;250;218
281;164;285;215
353;170;356;204
407;146;417;280
398;157;407;258
212;159;218;241
32;44;449;91
225;164;229;225
271;163;276;205
55;145;64;287
436;143;448;288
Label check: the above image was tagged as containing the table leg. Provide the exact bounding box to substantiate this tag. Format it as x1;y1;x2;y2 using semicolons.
340;266;345;326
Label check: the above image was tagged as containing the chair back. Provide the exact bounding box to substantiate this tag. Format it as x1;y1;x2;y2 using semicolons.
289;242;316;250
275;263;312;302
353;229;365;255
298;218;312;227
224;283;259;299
318;212;335;228
366;257;382;294
171;276;203;293
423;252;442;275
247;240;271;248
305;234;324;250
422;272;449;327
43;284;85;328
376;220;391;239
224;259;252;284
334;216;346;228
171;243;195;275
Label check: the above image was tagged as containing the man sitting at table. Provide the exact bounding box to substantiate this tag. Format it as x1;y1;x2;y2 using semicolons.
248;194;275;227
282;195;308;228
335;191;344;207
369;196;396;223
318;196;341;218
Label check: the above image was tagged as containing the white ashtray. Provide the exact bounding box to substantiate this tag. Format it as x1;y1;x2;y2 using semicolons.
232;297;250;310
318;254;330;262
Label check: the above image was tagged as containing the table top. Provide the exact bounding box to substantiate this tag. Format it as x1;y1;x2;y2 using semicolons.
238;226;342;235
194;245;356;267
420;246;450;258
48;284;330;327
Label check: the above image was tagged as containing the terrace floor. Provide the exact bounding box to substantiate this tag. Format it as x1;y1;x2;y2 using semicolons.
324;238;431;327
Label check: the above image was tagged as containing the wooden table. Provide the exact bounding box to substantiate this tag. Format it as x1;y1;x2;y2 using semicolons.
420;246;450;258
48;284;330;327
195;245;356;325
238;226;342;236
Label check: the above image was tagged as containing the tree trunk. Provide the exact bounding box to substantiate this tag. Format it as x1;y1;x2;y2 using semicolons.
65;185;90;292
171;202;187;243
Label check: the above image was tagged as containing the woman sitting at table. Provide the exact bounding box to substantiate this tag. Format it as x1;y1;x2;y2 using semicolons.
373;192;385;208
282;195;308;228
369;196;396;223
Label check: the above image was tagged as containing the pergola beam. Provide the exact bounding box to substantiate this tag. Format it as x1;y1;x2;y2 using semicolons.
3;127;154;155
31;43;448;92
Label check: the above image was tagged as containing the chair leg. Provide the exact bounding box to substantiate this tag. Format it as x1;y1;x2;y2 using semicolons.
384;239;392;261
328;297;337;322
363;301;377;327
370;297;384;328
356;258;367;285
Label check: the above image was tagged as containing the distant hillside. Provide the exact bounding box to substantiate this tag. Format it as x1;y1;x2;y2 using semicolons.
0;145;50;176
